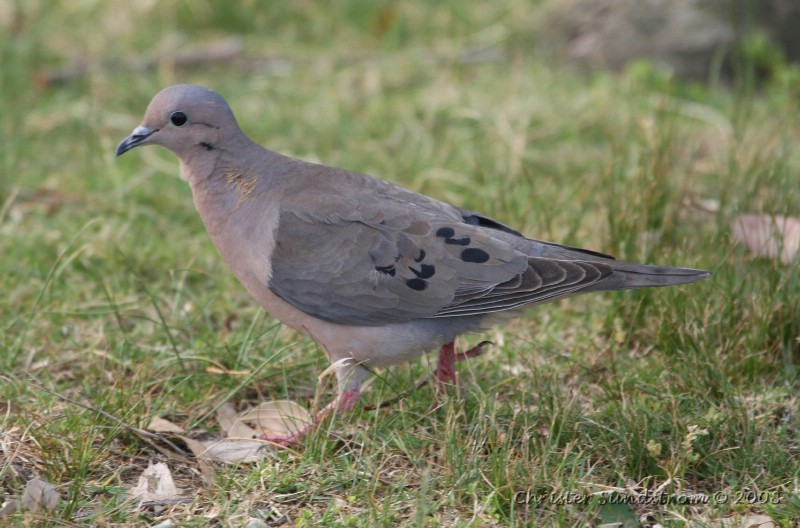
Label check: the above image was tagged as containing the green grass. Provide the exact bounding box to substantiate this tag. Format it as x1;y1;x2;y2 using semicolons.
1;1;799;526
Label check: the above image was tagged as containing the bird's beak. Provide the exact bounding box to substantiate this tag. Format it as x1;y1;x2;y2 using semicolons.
115;126;156;156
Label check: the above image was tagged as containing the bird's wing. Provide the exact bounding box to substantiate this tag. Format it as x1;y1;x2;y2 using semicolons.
267;179;613;326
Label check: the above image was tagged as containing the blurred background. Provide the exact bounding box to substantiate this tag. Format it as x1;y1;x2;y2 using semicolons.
1;1;798;526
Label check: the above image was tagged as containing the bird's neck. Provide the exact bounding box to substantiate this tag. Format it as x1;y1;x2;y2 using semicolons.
182;146;282;303
184;145;281;244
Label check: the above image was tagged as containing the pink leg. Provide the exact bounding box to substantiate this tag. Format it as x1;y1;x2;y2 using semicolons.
259;362;368;447
435;340;492;393
259;388;361;447
436;342;458;390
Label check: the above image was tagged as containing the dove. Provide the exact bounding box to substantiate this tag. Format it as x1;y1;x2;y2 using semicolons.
116;84;710;445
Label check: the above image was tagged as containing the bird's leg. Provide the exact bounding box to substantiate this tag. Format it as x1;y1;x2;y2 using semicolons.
259;362;369;447
259;389;362;447
435;341;458;391
435;340;492;394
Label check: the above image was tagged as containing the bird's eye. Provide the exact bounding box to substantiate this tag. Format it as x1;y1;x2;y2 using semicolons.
169;111;188;127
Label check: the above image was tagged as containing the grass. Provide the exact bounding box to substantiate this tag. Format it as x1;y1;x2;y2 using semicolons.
1;1;799;526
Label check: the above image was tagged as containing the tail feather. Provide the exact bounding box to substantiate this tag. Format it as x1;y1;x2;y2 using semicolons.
586;262;710;292
525;239;710;292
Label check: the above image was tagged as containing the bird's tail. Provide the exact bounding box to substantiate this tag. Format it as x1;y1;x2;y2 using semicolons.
584;262;710;292
526;240;710;292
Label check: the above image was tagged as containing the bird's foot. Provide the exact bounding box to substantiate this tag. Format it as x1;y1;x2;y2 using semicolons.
258;429;305;448
434;340;492;394
258;388;361;447
455;340;493;362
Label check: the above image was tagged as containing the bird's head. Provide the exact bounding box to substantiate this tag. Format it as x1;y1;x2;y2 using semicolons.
116;84;238;159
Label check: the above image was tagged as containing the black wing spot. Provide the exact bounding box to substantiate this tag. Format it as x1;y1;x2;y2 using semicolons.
436;227;455;238
436;226;470;246
447;236;471;246
461;248;490;263
375;264;396;276
199;142;215;151
414;249;426;263
410;264;435;279
406;278;428;291
462;213;522;236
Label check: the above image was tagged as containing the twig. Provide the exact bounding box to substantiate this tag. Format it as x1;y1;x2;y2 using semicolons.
36;38;245;88
25;373;194;464
35;40;507;88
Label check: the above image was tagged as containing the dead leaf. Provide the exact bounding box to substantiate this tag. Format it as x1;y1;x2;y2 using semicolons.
142;401;305;465
175;434;216;462
154;435;214;484
227;417;260;439
180;435;267;464
692;197;721;213
741;514;778;528
129;462;181;502
216;402;239;436
20;478;59;512
233;401;312;438
732;214;800;264
147;416;185;434
0;500;17;518
715;513;779;528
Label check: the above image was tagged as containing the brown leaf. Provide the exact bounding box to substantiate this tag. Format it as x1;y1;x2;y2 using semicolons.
177;434;266;464
147;416;185;434
129;462;181;502
20;478;59;512
0;500;17;518
732;214;800;264
215;402;239;436
233;401;312;438
741;514;778;528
